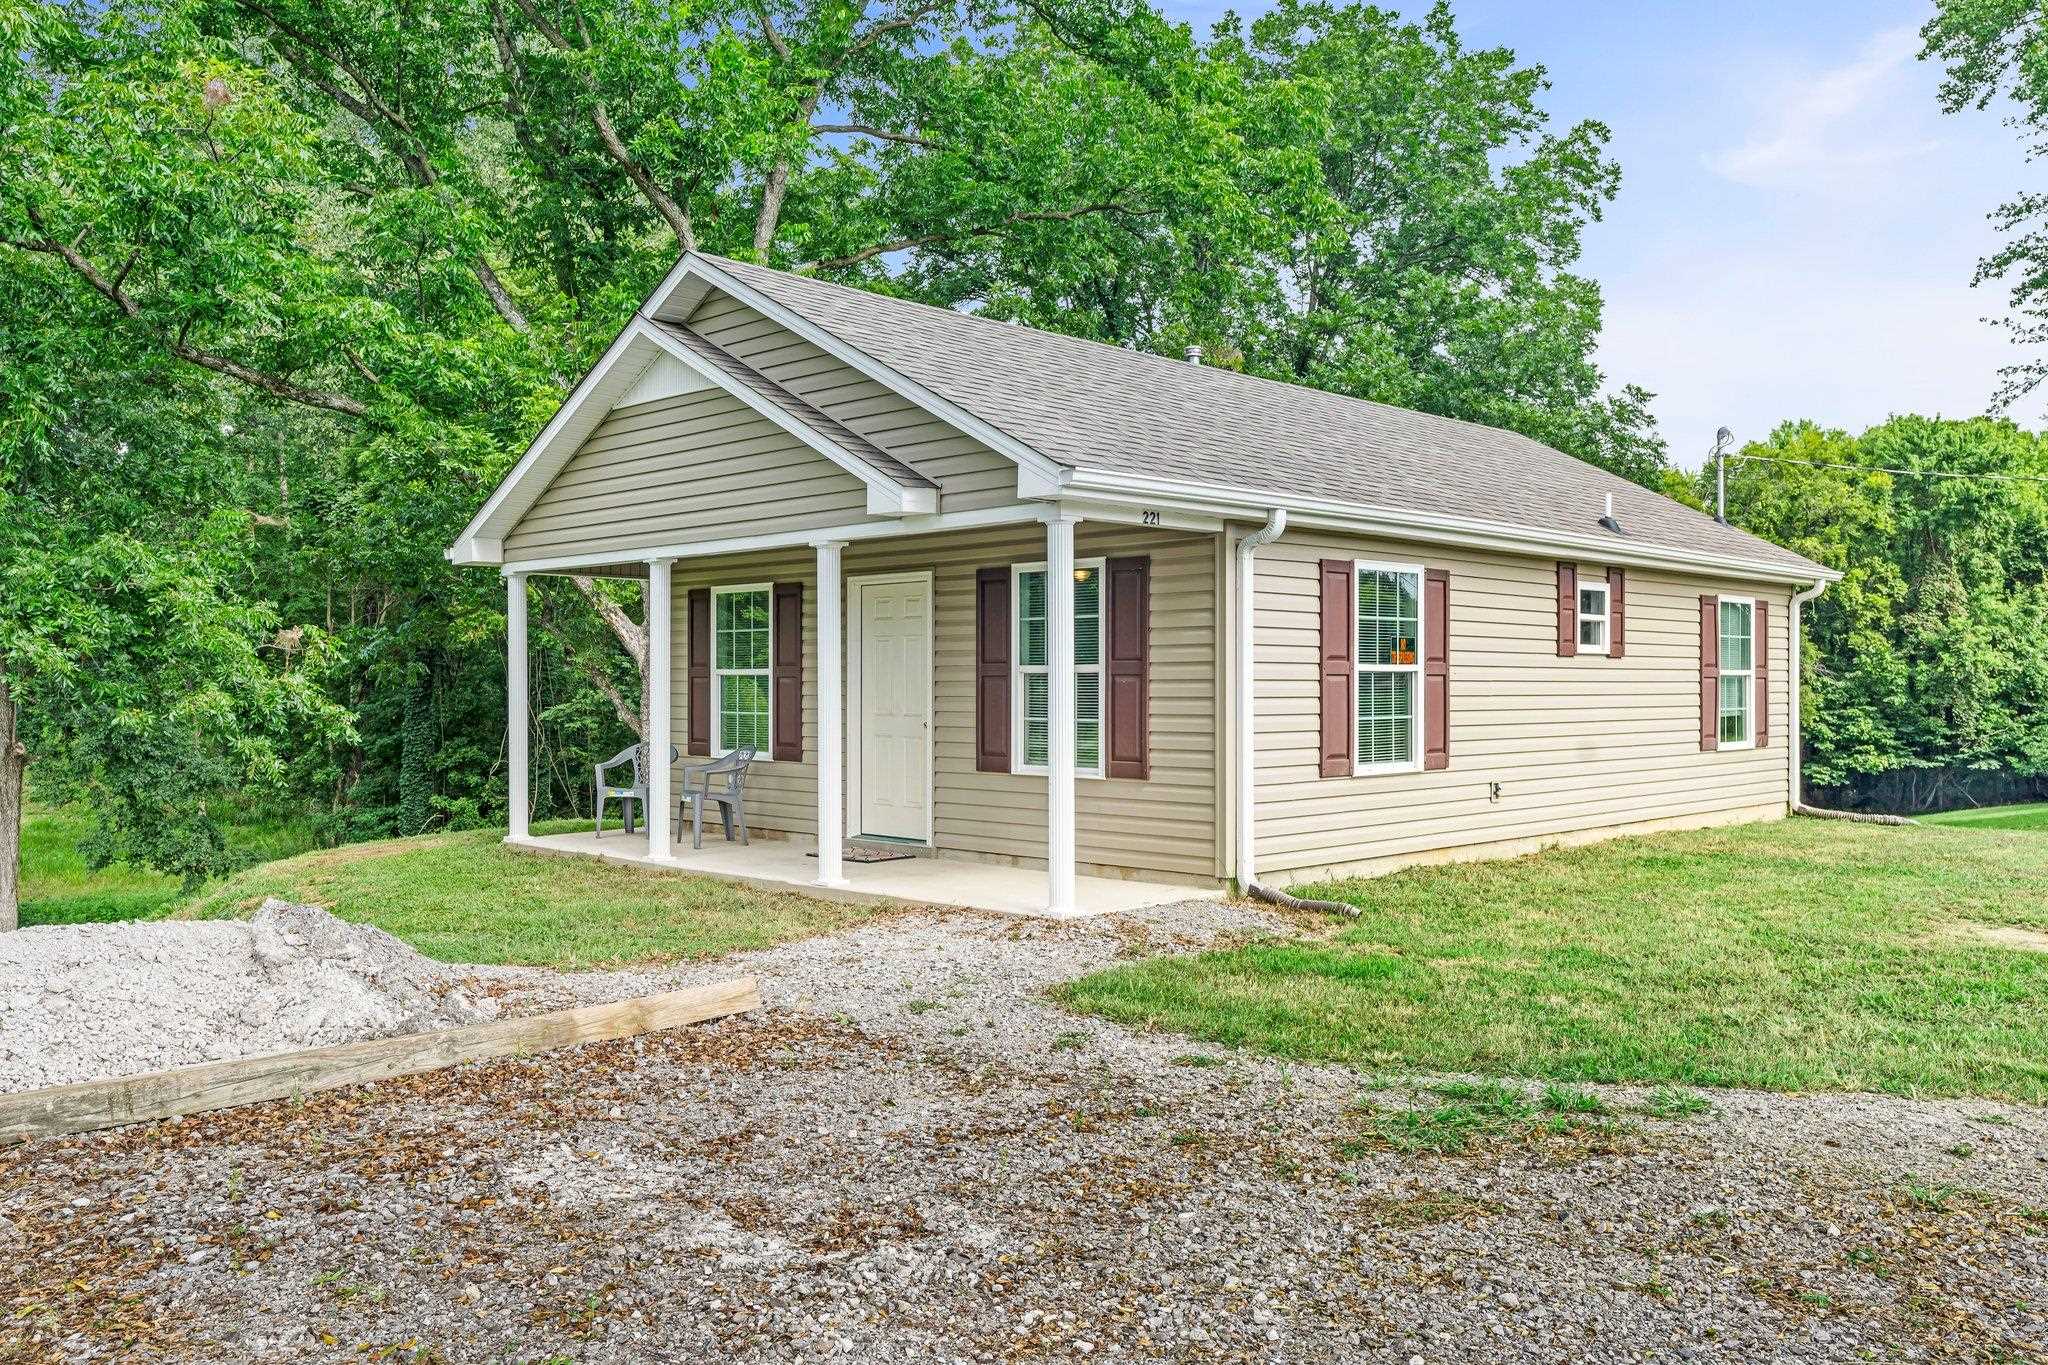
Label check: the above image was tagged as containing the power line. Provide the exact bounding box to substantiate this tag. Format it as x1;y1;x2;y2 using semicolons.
1727;452;2048;486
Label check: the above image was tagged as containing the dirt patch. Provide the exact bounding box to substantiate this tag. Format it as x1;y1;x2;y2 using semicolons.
1959;922;2048;953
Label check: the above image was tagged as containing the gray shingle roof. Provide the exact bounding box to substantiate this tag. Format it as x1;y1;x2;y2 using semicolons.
651;319;935;490
699;255;1827;577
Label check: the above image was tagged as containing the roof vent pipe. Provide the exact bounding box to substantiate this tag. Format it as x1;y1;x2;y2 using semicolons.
1599;491;1624;535
1185;345;1204;365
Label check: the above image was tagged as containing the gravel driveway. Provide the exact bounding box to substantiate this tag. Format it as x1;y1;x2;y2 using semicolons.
4;900;2043;1362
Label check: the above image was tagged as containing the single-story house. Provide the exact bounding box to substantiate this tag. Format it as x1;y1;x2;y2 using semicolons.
448;253;1838;916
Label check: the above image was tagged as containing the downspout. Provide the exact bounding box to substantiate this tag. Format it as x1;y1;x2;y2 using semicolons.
1234;510;1285;892
1234;508;1364;915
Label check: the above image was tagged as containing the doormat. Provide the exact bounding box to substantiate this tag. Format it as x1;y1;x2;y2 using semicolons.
807;845;918;864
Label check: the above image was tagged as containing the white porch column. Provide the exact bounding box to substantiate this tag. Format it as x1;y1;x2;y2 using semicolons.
646;557;674;860
1046;512;1080;914
815;540;849;888
506;572;530;841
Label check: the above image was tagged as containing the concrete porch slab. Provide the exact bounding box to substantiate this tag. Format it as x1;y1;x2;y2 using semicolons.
506;830;1220;919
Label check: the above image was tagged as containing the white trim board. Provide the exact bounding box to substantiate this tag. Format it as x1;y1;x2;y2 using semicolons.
498;503;1050;576
652;254;1070;498
1062;471;1840;588
639;322;935;517
447;315;937;565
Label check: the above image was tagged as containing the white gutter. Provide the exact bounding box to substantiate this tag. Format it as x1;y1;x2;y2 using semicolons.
1234;509;1286;890
1064;469;1841;588
1788;579;1829;811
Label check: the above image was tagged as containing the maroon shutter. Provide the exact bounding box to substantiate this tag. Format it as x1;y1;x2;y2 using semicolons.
1699;595;1720;752
1556;562;1578;657
975;567;1011;771
771;581;803;762
1754;600;1770;747
1607;567;1627;659
1423;567;1450;771
1105;556;1151;780
1319;559;1355;778
687;588;711;755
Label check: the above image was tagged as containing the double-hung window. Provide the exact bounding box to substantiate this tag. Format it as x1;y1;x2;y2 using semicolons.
1013;559;1105;778
1578;581;1610;654
713;584;772;756
1717;597;1755;749
1355;561;1424;773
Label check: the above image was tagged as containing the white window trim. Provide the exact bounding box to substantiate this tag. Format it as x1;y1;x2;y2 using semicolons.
1353;558;1427;777
1578;579;1610;655
1718;594;1757;753
1011;558;1107;780
711;582;774;760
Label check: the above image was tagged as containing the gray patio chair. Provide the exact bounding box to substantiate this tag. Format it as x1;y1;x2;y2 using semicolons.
594;743;678;837
674;748;756;850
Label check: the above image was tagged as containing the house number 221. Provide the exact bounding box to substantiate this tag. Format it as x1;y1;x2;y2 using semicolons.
1140;510;1162;526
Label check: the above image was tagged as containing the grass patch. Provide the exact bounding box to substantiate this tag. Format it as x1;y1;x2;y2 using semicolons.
19;801;321;927
176;824;879;968
1920;801;2048;832
1061;820;2048;1100
1641;1086;1713;1120
1346;1082;1632;1156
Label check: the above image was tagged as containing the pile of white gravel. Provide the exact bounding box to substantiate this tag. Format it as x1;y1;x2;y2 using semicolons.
0;900;499;1094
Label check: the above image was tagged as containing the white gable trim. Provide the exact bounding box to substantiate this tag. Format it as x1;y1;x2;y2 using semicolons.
648;254;1070;499
618;353;713;408
637;322;935;517
446;316;932;565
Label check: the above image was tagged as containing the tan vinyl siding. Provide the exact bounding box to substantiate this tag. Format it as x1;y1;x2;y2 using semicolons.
504;389;869;560
668;524;1221;883
688;292;1019;513
1252;534;1793;883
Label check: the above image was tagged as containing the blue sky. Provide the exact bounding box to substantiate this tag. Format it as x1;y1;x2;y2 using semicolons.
1157;0;2031;466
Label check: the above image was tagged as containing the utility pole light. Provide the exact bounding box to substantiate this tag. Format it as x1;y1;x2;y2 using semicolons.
1712;427;1733;524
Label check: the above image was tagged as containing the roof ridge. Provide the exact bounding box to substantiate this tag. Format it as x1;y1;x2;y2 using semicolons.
689;253;1825;578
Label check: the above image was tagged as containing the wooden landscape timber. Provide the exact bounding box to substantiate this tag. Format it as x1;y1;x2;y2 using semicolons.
0;976;761;1144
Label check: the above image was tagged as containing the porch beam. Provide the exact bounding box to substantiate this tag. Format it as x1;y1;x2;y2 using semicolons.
506;572;530;840
1046;512;1080;914
646;557;674;860
815;540;848;888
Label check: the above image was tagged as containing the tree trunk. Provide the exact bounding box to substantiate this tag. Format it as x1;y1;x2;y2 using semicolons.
568;574;649;739
397;664;437;836
0;663;24;932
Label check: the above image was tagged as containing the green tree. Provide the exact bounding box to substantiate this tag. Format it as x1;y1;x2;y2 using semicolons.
2;0;1673;913
1719;416;2048;807
916;0;1667;483
1924;0;2048;408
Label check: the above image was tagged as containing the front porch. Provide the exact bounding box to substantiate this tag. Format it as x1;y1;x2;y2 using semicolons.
500;511;1227;918
508;829;1217;918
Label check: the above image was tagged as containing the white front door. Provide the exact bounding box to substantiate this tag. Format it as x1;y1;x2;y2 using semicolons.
853;574;932;842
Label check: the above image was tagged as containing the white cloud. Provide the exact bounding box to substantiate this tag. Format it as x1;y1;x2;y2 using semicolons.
1705;25;1941;188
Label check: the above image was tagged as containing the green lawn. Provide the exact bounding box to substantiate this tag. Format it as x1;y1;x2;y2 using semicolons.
20;803;880;967
18;802;321;926
1061;819;2048;1102
178;823;880;967
1920;800;2048;832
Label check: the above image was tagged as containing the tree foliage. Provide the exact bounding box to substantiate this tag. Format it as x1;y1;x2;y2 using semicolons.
1924;0;2048;409
1717;416;2048;806
1;0;1673;913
